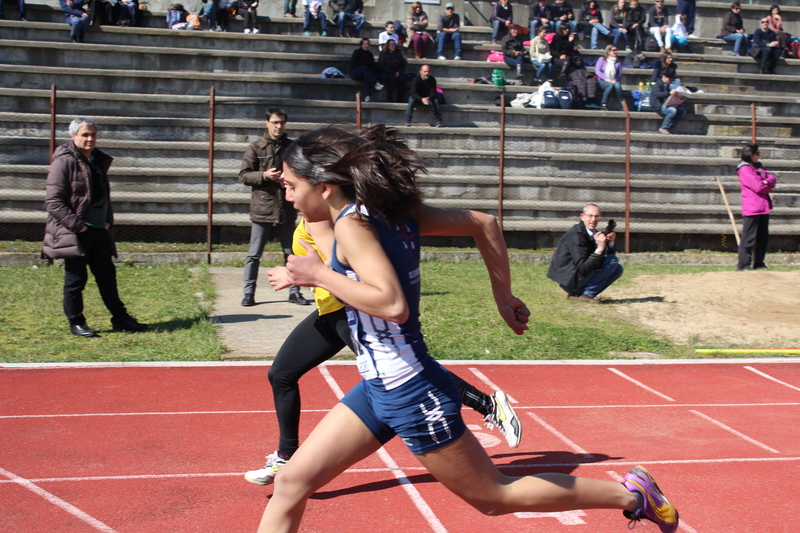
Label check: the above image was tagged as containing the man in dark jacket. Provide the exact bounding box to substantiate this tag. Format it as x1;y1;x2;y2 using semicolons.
546;203;623;303
405;64;443;127
43;117;147;337
550;0;577;34
753;18;781;74
334;0;363;38
239;108;309;307
529;0;552;36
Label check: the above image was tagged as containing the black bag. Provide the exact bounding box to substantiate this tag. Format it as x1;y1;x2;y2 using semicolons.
644;35;659;52
748;45;763;58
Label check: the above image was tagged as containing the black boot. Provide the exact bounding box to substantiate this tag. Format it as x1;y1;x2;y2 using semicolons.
288;286;311;305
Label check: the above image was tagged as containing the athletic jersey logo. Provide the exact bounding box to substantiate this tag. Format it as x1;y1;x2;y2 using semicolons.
396;222;418;253
420;390;452;444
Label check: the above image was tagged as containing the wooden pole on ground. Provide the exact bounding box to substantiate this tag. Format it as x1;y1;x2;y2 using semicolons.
715;175;740;246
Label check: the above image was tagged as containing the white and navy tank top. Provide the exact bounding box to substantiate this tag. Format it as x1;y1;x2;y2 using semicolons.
331;204;434;391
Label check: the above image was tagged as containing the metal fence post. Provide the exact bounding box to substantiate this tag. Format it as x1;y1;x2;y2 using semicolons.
49;85;57;164
751;102;757;144
356;92;362;129
498;91;505;228
622;99;631;254
207;87;215;258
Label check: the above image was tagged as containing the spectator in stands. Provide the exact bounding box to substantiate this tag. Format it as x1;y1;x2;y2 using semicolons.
405;64;443;127
596;44;624;110
43;117;148;337
501;24;528;80
407;2;432;59
0;0;27;21
302;0;328;36
201;0;217;31
608;0;630;51
529;24;554;82
676;0;696;38
166;3;189;29
60;0;91;42
551;22;577;79
529;0;552;36
767;5;792;53
753;17;781;74
719;2;750;56
378;20;399;51
547;203;623;303
351;38;382;102
241;0;258;33
436;3;462;60
551;0;578;35
239;108;310;307
651;51;680;86
117;0;140;26
490;0;513;45
89;0;118;26
737;143;776;271
378;39;408;103
579;0;612;50
216;0;230;31
284;0;297;18
335;0;364;38
623;0;646;51
670;13;689;50
652;70;686;134
648;0;671;52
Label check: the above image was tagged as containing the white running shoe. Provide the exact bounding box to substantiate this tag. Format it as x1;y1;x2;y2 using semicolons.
364;95;371;102
484;390;522;448
244;452;287;486
374;82;384;91
253;28;260;34
244;28;251;34
453;55;461;60
437;55;446;60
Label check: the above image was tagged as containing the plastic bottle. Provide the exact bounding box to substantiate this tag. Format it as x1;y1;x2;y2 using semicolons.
639;81;645;91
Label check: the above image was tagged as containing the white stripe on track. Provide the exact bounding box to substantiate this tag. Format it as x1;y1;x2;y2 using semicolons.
608;368;676;401
0;466;118;532
605;471;698;533
317;366;448;533
689;410;780;453
525;412;593;458
467;367;519;403
744;366;800;392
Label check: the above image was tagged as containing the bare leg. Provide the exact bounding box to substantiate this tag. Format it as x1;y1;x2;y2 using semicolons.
257;403;383;533
416;429;637;515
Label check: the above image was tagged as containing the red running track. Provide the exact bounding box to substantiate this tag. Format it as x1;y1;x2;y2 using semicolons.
2;360;799;533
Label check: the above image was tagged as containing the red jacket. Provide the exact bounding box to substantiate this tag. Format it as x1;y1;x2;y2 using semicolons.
737;161;775;217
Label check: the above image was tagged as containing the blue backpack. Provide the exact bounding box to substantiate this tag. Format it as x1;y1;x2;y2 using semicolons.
557;88;573;110
541;89;559;109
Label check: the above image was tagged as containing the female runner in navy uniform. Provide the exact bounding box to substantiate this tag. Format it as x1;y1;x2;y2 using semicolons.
255;125;679;533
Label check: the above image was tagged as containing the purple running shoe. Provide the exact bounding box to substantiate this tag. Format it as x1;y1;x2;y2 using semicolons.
622;466;679;533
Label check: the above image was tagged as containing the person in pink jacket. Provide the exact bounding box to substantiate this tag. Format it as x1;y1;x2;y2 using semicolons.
737;143;776;271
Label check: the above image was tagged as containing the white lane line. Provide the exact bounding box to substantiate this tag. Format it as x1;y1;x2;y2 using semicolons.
689;410;781;454
605;471;699;533
467;367;519;403
608;368;676;402
744;366;800;392
317;366;448;533
0;466;118;532
525;412;593;458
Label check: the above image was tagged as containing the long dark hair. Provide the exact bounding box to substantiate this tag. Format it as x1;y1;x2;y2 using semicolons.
283;125;425;225
741;143;760;165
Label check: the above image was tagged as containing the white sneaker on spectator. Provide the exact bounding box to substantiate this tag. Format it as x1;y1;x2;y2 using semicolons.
688;33;699;39
374;82;384;91
253;28;260;34
244;28;251;33
659;128;671;134
364;96;371;102
437;55;446;60
453;55;461;60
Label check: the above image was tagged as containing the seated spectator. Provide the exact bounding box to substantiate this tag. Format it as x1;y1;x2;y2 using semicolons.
201;0;217;30
436;3;462;60
116;0;139;26
0;0;27;21
241;0;258;33
529;0;552;37
595;44;623;110
652;71;686;134
490;0;513;45
166;2;190;29
551;22;578;79
529;24;554;82
670;13;689;50
719;2;750;56
60;0;91;42
579;0;612;50
335;0;364;38
405;64;443;127
767;5;792;53
501;24;528;80
216;0;230;31
351;38;382;102
753;17;781;74
651;51;680;87
623;0;646;51
378;39;408;103
547;203;623;303
551;0;578;35
378;20;399;51
406;1;432;59
89;0;118;26
608;0;630;51
302;0;328;36
648;0;671;52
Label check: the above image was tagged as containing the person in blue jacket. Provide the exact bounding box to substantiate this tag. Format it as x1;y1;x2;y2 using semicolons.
60;0;91;42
